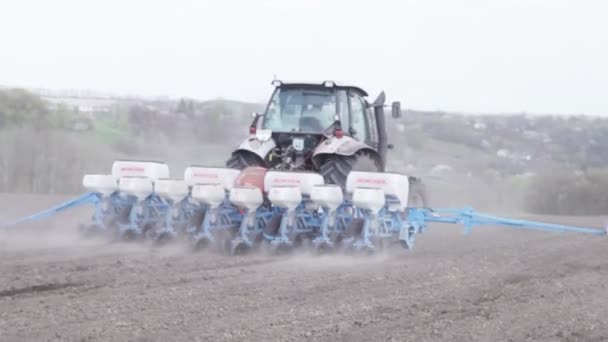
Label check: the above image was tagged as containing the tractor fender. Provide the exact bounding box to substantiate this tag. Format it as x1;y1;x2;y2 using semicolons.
235;137;276;161
312;136;374;160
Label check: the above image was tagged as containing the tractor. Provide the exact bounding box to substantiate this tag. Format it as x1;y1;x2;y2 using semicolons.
225;80;427;206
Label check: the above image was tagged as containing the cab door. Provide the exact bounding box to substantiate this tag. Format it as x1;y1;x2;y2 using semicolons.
348;91;371;144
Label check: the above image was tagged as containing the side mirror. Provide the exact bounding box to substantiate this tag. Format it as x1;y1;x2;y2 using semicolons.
249;111;263;134
391;101;402;118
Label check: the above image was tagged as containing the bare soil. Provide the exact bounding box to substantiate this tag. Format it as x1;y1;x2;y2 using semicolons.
0;194;607;342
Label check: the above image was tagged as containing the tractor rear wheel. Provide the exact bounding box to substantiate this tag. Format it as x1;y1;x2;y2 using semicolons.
319;150;381;189
226;151;263;170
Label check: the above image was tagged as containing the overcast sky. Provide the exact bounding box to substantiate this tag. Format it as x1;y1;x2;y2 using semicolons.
0;0;606;115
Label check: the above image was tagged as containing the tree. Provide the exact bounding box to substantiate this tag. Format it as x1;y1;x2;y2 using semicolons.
47;103;76;129
0;88;49;127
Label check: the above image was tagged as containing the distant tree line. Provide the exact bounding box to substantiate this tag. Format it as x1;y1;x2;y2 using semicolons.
525;169;608;215
0;88;79;130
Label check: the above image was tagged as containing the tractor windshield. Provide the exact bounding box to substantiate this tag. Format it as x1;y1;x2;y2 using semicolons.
262;87;337;133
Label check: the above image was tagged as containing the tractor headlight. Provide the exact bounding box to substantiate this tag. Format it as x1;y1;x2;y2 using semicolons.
256;129;273;142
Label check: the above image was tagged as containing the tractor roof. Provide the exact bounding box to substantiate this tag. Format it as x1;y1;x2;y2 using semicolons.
272;80;369;97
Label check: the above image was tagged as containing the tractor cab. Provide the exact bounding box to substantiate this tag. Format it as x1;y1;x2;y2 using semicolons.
256;81;374;144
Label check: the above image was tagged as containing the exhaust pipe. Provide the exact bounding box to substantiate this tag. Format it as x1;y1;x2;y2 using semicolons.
372;91;387;171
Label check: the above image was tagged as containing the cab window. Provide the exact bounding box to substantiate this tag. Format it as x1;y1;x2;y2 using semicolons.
348;92;370;142
262;87;336;133
337;90;348;124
